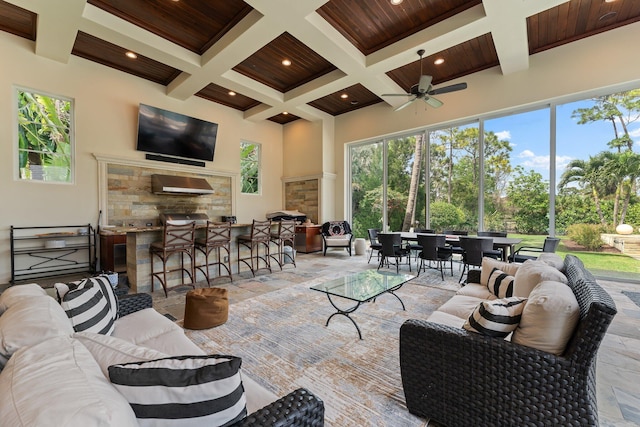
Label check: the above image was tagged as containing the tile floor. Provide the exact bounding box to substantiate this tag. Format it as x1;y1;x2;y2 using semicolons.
2;250;639;426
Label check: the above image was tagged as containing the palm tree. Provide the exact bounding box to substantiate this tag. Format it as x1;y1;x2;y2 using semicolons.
559;154;612;225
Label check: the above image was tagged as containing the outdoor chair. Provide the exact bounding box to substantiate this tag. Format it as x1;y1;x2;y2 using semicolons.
477;231;507;237
416;234;453;280
509;237;561;263
321;221;353;256
367;229;383;264
457;236;500;283
377;233;411;273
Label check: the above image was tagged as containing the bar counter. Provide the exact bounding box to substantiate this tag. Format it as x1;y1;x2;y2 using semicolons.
101;224;251;294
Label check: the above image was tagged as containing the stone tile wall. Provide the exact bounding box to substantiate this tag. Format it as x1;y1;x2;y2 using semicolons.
106;164;232;226
285;179;319;224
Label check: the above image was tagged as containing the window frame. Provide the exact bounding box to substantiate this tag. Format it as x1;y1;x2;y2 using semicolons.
14;86;75;184
240;140;261;195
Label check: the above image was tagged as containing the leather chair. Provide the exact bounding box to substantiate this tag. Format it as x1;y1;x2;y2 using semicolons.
150;221;196;297
194;221;233;285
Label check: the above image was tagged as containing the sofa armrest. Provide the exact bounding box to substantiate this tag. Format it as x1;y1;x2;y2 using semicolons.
117;293;152;317
400;319;574;426
233;388;324;427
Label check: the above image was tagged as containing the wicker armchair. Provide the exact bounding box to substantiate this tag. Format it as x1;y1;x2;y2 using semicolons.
399;255;617;426
117;293;325;427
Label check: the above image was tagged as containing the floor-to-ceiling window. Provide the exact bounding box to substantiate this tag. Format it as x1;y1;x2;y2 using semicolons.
350;140;384;238
428;123;480;231
348;87;640;281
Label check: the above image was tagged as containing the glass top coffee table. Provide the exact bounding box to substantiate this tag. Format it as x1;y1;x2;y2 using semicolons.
310;269;415;339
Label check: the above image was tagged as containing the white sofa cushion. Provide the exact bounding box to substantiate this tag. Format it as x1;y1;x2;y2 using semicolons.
0;294;73;367
463;297;527;338
324;235;352;247
513;260;568;298
456;283;496;300
75;331;169;378
537;253;565;271
109;355;247;427
437;295;486;320
0;283;47;313
480;258;520;287
427;310;466;329
512;280;580;355
0;336;137;427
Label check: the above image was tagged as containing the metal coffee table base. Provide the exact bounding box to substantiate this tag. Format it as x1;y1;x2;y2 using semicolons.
323;287;405;340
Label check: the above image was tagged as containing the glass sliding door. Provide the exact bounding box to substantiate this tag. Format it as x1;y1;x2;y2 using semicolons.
350;141;384;238
555;90;640;280
484;108;550;234
428;123;480;232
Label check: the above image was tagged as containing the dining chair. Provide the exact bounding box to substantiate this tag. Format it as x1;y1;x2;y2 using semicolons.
458;236;499;283
416;234;453;280
477;231;508;237
367;229;383;264
509;237;561;263
377;233;411;273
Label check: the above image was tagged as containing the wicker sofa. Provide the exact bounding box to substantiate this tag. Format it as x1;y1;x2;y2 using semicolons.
399;254;617;427
0;283;324;426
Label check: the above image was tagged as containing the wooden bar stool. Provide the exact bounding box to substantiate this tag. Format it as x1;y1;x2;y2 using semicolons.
150;221;196;297
269;219;296;269
237;219;272;277
194;221;233;284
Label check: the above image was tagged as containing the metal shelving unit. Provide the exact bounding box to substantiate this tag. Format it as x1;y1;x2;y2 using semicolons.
10;224;97;285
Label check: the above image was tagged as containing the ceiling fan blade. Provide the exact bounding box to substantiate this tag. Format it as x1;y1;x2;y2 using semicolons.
424;96;443;108
428;82;467;96
418;75;432;93
395;97;417;111
381;93;413;97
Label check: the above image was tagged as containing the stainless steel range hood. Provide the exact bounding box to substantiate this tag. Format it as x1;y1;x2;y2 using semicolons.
151;174;214;195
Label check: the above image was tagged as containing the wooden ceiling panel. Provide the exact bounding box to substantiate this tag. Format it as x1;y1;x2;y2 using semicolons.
268;113;301;125
233;33;337;93
87;0;252;54
196;83;261;111
318;0;482;55
0;0;36;41
309;84;383;116
386;34;499;92
72;32;181;86
528;0;640;54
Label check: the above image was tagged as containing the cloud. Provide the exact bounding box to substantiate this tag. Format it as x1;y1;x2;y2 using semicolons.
629;127;640;138
515;150;572;171
495;130;511;140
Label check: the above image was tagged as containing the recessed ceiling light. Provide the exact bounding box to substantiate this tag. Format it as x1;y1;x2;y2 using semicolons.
228;91;236;96
604;0;616;3
283;111;289;115
434;58;445;65
340;93;348;99
125;51;137;59
390;0;403;5
282;59;291;66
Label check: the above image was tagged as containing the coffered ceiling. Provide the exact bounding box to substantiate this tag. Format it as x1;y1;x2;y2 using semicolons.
1;0;639;124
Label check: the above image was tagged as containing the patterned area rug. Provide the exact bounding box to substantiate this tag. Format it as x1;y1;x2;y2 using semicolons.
184;272;458;427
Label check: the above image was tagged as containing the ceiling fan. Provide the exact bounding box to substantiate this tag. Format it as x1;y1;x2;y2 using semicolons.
382;49;467;112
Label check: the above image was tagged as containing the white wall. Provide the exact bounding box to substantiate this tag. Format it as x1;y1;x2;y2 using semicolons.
331;22;640;218
0;32;284;284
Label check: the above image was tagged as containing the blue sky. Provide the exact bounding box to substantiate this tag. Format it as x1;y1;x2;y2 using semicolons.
484;98;640;182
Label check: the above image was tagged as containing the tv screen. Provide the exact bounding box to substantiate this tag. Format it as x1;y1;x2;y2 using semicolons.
136;104;218;162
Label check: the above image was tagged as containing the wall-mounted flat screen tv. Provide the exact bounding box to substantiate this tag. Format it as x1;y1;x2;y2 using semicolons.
136;104;218;162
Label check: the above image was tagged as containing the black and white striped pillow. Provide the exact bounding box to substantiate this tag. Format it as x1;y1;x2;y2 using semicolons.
56;276;118;335
487;267;515;298
108;355;247;427
463;297;527;338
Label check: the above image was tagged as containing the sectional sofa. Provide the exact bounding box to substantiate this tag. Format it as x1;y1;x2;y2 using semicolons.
0;279;324;426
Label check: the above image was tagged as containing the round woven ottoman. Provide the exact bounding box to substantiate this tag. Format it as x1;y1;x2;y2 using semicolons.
183;287;229;330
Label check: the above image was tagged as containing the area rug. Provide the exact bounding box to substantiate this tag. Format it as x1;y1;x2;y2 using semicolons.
622;291;640;309
184;273;457;427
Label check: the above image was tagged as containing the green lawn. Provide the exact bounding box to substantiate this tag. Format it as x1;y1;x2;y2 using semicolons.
511;234;640;279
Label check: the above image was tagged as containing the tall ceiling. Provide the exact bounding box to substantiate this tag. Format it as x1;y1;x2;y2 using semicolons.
1;0;639;124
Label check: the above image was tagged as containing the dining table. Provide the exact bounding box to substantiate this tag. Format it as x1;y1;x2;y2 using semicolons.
399;232;522;262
